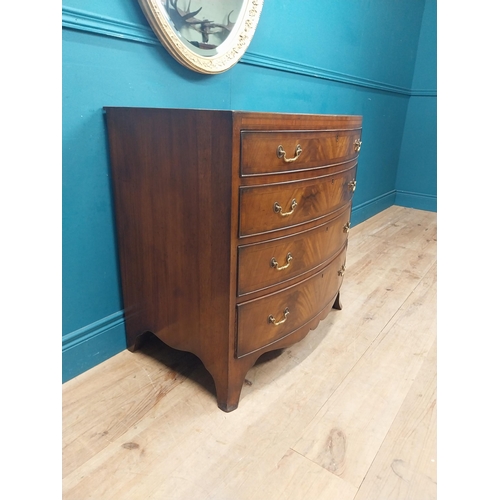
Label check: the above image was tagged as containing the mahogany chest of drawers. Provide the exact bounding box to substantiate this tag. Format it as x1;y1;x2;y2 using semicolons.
104;108;362;411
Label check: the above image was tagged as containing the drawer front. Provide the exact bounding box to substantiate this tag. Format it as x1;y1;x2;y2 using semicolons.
236;246;347;358
241;129;362;176
237;205;351;296
239;165;356;237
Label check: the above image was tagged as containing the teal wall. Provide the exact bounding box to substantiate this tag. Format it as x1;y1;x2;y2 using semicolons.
396;0;437;210
62;0;436;381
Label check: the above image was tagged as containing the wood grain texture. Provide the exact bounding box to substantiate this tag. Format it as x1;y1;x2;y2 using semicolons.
63;206;437;500
237;205;351;296
355;338;437;500
237;247;346;357
239;165;356;237
105;108;359;411
292;262;437;489
240;129;362;176
235;112;363;132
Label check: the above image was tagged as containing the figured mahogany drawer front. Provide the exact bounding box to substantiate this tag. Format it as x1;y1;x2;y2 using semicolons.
237;205;351;296
239;165;356;237
240;129;361;176
236;246;347;358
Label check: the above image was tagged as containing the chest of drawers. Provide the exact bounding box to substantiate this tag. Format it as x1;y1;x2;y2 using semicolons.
104;108;362;411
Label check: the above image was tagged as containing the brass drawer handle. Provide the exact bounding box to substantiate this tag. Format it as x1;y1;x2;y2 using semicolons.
354;138;362;152
348;180;357;192
274;198;297;216
343;222;351;233
271;252;293;271
277;144;302;163
268;307;290;326
338;264;346;277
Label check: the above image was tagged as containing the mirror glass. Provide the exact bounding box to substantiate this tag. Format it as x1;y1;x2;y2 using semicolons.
138;0;264;74
163;0;244;56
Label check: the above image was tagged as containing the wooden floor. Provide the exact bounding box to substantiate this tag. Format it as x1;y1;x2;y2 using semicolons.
62;206;437;500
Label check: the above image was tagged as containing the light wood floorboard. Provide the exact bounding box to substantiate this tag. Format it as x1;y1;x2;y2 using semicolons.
62;206;437;499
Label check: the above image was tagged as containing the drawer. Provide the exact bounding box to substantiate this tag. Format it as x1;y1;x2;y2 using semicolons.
236;246;347;358
237;205;351;296
239;165;356;237
240;129;362;176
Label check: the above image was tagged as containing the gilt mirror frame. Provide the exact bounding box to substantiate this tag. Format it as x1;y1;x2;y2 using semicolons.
137;0;264;74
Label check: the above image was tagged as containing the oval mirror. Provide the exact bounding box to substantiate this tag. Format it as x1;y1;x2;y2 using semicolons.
137;0;264;74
